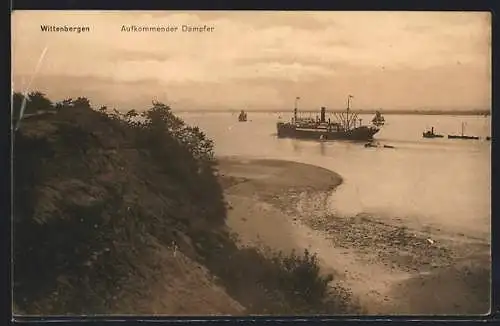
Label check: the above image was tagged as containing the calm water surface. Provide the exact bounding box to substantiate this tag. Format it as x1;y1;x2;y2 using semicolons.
180;112;491;238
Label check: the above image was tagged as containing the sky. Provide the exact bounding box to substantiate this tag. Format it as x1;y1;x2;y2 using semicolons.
12;11;491;111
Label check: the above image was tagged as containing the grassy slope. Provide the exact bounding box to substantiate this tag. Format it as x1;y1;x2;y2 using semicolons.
13;103;357;315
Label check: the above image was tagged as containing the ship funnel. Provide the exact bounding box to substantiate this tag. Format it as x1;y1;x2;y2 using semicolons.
320;107;326;123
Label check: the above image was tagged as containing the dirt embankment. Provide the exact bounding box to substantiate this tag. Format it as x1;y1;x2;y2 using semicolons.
14;106;247;316
218;156;491;315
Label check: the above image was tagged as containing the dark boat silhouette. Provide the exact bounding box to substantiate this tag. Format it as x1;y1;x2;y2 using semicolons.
422;127;444;138
447;122;479;140
448;135;479;140
238;110;247;122
372;110;385;127
277;95;381;141
364;142;395;148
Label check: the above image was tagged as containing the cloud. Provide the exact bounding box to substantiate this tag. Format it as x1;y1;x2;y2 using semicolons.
11;11;491;110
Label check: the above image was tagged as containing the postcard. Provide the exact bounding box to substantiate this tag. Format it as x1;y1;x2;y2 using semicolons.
11;10;491;317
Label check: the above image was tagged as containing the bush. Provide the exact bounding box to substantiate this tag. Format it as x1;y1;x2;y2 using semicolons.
12;91;54;117
272;249;333;306
191;228;358;315
13;94;224;312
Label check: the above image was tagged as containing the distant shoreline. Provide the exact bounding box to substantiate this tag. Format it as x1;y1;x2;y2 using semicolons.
175;110;491;116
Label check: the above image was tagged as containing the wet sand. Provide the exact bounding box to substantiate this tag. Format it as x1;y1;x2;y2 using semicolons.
217;156;491;315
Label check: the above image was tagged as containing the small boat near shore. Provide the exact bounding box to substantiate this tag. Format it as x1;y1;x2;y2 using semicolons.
447;122;479;140
276;95;382;141
423;127;444;138
364;141;395;149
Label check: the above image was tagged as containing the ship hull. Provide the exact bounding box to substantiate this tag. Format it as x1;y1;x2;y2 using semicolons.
277;123;379;141
447;135;479;140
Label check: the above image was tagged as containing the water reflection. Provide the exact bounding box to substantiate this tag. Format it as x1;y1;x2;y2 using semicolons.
291;139;328;156
319;141;326;156
292;139;301;153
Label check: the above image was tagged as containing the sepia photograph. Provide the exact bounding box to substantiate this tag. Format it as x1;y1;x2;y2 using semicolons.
11;10;491;316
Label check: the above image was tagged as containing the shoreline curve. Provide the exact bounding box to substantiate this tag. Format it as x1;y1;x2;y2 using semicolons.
216;156;490;315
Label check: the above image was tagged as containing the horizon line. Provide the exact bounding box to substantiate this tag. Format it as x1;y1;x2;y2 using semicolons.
172;108;491;116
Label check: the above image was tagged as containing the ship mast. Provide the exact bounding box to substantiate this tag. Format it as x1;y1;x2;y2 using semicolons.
333;94;358;131
347;95;356;130
347;95;351;129
294;96;300;122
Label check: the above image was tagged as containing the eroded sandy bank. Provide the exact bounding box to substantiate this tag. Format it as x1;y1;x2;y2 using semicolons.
217;156;491;315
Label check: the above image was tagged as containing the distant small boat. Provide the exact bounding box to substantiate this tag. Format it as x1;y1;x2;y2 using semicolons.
238;110;248;122
447;122;479;140
371;110;385;127
422;127;444;138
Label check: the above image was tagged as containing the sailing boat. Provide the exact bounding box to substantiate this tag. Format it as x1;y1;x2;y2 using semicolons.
447;122;479;140
238;110;248;122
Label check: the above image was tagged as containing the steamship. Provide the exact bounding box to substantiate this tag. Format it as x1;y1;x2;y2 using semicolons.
276;95;381;141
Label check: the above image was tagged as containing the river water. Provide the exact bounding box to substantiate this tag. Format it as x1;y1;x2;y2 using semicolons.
179;112;491;238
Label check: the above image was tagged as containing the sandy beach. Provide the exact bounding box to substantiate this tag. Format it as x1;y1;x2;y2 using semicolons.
217;156;491;315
